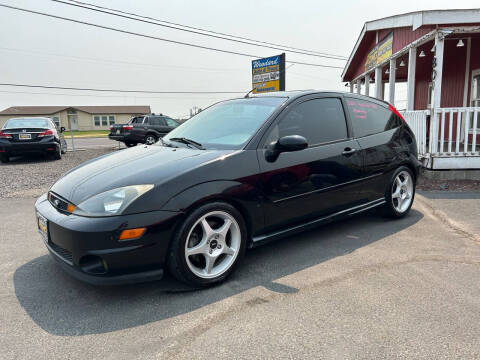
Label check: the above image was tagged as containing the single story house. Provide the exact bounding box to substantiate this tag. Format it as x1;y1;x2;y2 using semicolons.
342;9;480;169
0;105;151;131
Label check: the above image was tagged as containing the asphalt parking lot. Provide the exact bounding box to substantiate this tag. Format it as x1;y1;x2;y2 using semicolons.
1;148;480;359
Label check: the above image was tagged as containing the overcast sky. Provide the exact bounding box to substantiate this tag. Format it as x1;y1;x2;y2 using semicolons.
0;0;478;117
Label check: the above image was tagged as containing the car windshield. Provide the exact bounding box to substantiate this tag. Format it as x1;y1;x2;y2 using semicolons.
162;97;287;150
4;118;51;129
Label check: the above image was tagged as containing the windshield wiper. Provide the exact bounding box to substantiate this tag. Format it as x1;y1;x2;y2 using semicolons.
169;137;204;150
157;137;177;148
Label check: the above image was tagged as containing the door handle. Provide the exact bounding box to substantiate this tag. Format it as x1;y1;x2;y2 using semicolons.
342;147;356;156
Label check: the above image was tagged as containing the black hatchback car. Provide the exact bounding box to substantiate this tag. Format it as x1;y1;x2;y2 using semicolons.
35;91;420;287
108;114;179;147
1;117;67;162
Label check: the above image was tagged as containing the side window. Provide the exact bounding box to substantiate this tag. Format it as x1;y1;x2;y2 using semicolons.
52;116;60;128
143;117;149;124
156;117;167;126
166;118;178;127
266;98;348;146
346;98;402;138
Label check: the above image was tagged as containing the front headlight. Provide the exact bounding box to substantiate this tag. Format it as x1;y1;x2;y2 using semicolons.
73;185;154;217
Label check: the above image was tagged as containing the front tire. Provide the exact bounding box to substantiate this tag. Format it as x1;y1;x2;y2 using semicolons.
381;166;415;218
167;202;247;287
125;142;137;148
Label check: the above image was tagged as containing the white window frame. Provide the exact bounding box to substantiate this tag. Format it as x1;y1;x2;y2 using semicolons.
92;114;116;127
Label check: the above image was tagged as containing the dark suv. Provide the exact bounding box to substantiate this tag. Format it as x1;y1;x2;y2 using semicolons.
109;114;179;147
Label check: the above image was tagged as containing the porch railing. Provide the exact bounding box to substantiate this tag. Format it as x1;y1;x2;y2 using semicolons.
430;107;480;155
400;110;429;156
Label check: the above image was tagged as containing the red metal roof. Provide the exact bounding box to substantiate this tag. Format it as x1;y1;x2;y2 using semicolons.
342;9;480;82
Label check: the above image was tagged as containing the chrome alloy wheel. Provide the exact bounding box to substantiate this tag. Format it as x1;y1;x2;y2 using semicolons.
184;211;241;279
145;135;156;145
392;170;413;213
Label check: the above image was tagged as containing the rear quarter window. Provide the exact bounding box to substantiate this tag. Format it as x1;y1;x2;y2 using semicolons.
346;98;402;138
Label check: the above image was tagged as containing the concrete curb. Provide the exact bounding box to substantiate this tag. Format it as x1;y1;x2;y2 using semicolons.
422;169;480;181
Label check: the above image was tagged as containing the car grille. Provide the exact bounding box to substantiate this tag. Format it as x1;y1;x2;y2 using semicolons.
48;192;70;213
48;240;74;264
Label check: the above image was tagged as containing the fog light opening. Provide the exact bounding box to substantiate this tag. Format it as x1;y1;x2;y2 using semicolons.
79;255;107;275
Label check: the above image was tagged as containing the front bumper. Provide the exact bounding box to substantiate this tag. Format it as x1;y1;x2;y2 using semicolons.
0;139;59;155
35;193;184;285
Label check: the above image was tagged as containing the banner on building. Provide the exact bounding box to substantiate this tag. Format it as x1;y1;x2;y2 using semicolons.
252;53;285;94
365;33;393;71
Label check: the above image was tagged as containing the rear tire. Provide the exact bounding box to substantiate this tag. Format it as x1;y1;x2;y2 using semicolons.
167;202;247;288
380;166;415;218
52;146;61;160
0;154;9;163
144;134;157;145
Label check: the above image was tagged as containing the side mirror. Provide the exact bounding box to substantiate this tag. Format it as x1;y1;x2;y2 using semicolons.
265;135;308;162
60;127;66;133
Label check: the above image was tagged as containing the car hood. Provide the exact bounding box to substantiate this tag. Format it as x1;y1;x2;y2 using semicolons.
50;145;233;205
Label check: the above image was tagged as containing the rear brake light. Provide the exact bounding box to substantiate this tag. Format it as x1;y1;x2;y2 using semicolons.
38;129;54;137
109;126;113;130
123;125;133;130
0;131;12;139
389;104;406;123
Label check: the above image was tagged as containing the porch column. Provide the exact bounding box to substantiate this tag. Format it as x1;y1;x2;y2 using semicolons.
349;82;354;93
406;47;416;111
365;73;370;96
375;66;383;100
388;58;396;105
432;32;444;109
356;79;361;94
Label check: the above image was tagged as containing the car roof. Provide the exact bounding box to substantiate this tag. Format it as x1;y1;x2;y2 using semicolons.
250;90;390;106
7;117;53;121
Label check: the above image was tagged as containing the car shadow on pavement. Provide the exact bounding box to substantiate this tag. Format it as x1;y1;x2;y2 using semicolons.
0;153;54;164
14;209;423;336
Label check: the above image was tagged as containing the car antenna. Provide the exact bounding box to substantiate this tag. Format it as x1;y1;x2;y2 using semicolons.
244;88;256;98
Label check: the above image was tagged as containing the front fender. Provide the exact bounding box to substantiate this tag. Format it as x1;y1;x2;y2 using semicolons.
162;180;264;238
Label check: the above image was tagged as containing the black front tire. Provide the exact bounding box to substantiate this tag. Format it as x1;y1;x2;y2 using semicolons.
167;202;247;288
125;142;137;148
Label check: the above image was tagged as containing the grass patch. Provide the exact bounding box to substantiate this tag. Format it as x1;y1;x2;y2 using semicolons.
63;130;109;138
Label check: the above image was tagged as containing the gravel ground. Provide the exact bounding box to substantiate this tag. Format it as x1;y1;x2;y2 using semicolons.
0;149;113;198
417;177;480;191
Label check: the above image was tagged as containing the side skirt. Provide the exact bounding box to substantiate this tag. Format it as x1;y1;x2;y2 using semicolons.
250;198;386;247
